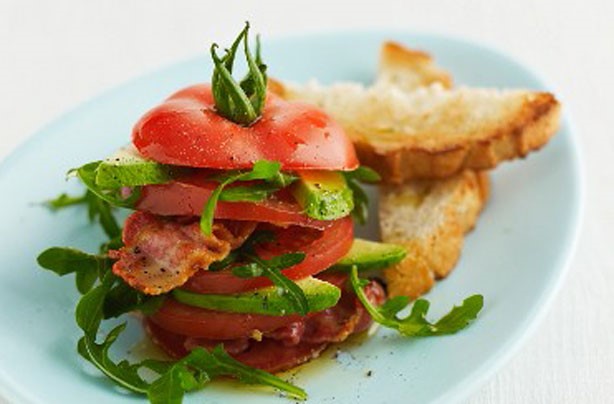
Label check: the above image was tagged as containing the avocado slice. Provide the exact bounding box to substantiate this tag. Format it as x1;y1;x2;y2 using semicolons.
95;145;189;188
172;276;340;316
291;171;354;221
331;238;407;271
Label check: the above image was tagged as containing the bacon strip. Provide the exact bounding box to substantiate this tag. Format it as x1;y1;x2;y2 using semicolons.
109;212;256;295
145;275;386;372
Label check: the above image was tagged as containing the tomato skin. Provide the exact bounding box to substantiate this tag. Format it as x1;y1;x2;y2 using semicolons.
182;216;354;294
132;84;358;171
136;173;331;229
148;298;303;339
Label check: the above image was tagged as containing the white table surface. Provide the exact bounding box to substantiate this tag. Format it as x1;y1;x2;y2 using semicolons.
1;0;612;403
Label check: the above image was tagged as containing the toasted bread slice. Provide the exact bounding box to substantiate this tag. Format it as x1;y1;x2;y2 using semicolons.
274;43;560;183
376;41;453;91
379;170;489;298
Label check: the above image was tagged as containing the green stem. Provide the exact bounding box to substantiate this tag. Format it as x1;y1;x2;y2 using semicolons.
210;22;267;126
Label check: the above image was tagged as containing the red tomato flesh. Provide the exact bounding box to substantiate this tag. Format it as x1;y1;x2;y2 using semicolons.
146;274;349;341
136;173;331;230
148;298;304;340
132;84;358;171
182;216;354;294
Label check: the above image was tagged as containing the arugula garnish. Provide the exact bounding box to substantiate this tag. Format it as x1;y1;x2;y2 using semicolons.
349;266;483;336
78;323;150;394
211;21;267;126
38;247;111;294
145;345;307;404
200;160;297;235
343;166;381;224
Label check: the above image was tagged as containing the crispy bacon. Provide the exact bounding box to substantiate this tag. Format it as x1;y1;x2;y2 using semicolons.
263;272;382;347
145;275;386;372
109;212;256;295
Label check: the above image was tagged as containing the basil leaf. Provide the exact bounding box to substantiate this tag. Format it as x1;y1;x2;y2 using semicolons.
349;266;483;337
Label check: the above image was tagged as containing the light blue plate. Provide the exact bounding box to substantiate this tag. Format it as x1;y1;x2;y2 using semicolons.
0;31;582;404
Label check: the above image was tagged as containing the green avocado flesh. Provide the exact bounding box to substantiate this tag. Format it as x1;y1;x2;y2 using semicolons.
291;171;354;221
95;145;187;188
172;276;341;316
331;238;407;271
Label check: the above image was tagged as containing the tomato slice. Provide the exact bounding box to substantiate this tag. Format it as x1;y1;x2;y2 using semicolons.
136;173;330;229
182;216;354;294
132;84;358;171
145;272;385;353
148;298;303;339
